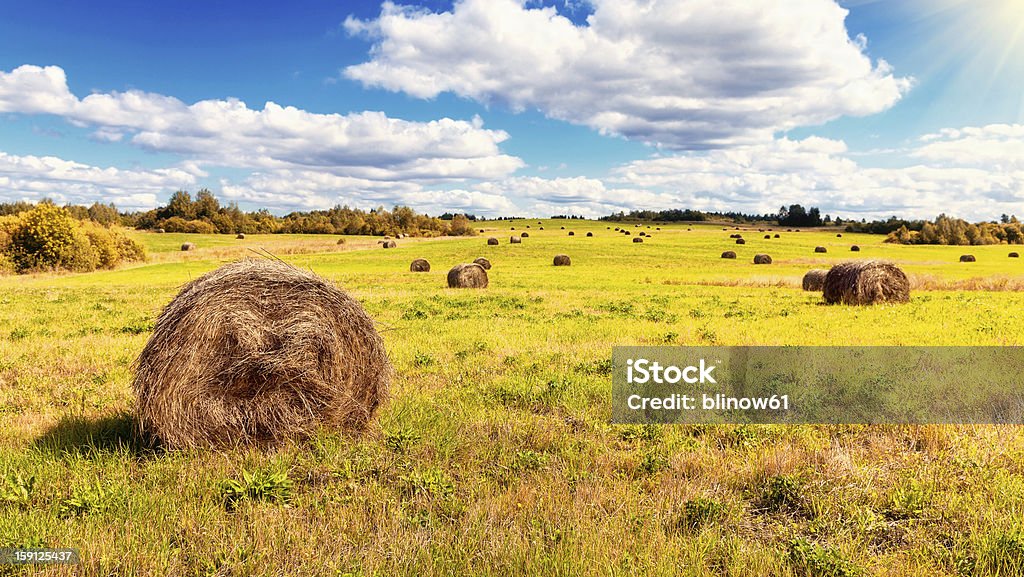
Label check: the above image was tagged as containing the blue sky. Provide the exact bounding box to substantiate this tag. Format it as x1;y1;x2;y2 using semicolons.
0;0;1021;219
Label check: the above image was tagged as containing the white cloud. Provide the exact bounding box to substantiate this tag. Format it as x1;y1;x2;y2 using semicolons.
344;0;911;148
0;151;196;210
0;65;523;181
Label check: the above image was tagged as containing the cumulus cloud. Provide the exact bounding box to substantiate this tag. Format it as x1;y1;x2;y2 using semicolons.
0;151;197;210
344;0;911;148
0;64;523;180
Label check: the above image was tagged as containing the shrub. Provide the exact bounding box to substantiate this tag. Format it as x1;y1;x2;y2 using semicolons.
8;202;79;271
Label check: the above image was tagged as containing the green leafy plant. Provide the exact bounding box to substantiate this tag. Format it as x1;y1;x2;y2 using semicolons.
220;469;293;511
677;497;728;532
1;472;35;507
59;481;110;518
787;537;863;577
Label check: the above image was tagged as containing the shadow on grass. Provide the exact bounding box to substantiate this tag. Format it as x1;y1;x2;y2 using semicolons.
32;412;160;458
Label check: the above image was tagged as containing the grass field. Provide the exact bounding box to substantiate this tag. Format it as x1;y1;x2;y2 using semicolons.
2;221;1024;576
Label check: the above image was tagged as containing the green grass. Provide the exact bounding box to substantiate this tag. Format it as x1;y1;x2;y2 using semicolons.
2;220;1024;575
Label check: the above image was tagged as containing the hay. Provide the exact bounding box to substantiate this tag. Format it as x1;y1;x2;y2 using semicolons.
721;251;736;259
473;257;492;270
568;231;575;236
155;228;165;234
487;237;499;246
510;227;515;230
132;259;390;449
836;233;843;237
553;254;571;266
624;231;631;236
823;260;910;305
736;239;746;245
633;237;644;243
960;255;976;262
561;226;566;230
586;232;593;237
729;234;740;238
774;234;780;238
510;236;522;244
409;258;430;272
448;263;488;288
753;254;772;264
181;243;196;251
764;235;771;239
850;245;860;252
614;228;620;231
814;246;827;253
383;240;397;249
521;232;529;238
539;227;544;230
802;269;828;291
336;238;346;245
1010;252;1020;258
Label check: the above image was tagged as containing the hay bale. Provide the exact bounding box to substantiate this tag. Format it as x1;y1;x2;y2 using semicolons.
487;237;499;246
510;236;522;244
729;234;740;238
823;261;909;305
132;259;390;448
155;228;165;234
448;263;488;288
836;233;843;237
479;229;485;233
633;237;644;243
336;238;346;245
850;245;860;252
383;240;397;249
236;233;246;239
521;232;529;238
764;235;771;239
409;258;430;272
814;246;827;253
614;227;620;231
181;243;196;251
736;238;746;245
568;231;575;236
473;257;492;270
774;234;780;238
721;251;736;259
624;231;631;236
586;232;594;237
802;269;828;291
510;227;515;230
753;254;772;264
553;254;571;266
960;254;976;262
561;226;566;230
1010;252;1020;258
526;225;531;229
656;227;661;231
639;232;646;237
539;227;544;230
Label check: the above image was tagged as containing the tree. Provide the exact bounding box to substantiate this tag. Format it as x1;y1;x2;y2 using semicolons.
194;189;220;220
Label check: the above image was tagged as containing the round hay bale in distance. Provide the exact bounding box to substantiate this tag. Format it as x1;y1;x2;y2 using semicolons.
764;235;771;239
568;231;575;236
448;263;488;289
721;251;736;259
382;240;397;248
409;258;430;272
836;233;843;237
155;228;165;234
960;255;976;262
633;237;644;243
336;238;346;245
1010;252;1020;258
753;254;772;264
774;234;780;238
487;237;499;246
510;235;522;244
802;269;828;291
814;246;827;253
850;245;860;252
823;261;909;305
553;254;571;266
181;242;196;251
735;238;746;245
586;232;594;237
236;233;247;240
521;232;529;238
473;257;492;270
132;259;390;449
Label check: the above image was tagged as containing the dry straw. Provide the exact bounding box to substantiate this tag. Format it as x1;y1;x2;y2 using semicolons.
181;243;196;251
960;255;976;262
851;245;860;252
823;260;910;305
236;233;246;239
1010;252;1020;258
802;269;828;291
133;259;390;449
473;257;492;270
487;237;499;246
553;254;571;266
633;237;644;243
409;258;430;272
736;238;746;245
510;236;522;244
814;246;827;253
448;263;488;288
721;251;737;259
382;240;397;249
753;254;772;264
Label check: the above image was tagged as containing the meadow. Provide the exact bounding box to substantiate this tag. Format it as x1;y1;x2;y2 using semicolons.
2;221;1024;576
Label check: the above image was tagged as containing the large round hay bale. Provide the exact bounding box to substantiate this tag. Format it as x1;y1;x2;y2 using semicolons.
960;255;976;262
802;269;828;291
633;237;644;243
774;234;780;238
383;240;397;248
521;232;529;238
448;263;488;288
814;246;827;253
753;254;772;264
736;238;746;245
155;228;165;234
409;258;430;272
624;231;631;236
553;254;571;266
236;233;246;240
823;261;909;305
487;237;499;246
568;231;575;236
586;232;593;237
181;242;196;251
473;257;492;270
764;235;771;239
721;251;736;259
133;259;390;449
851;245;860;252
510;235;522;244
1010;252;1020;258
